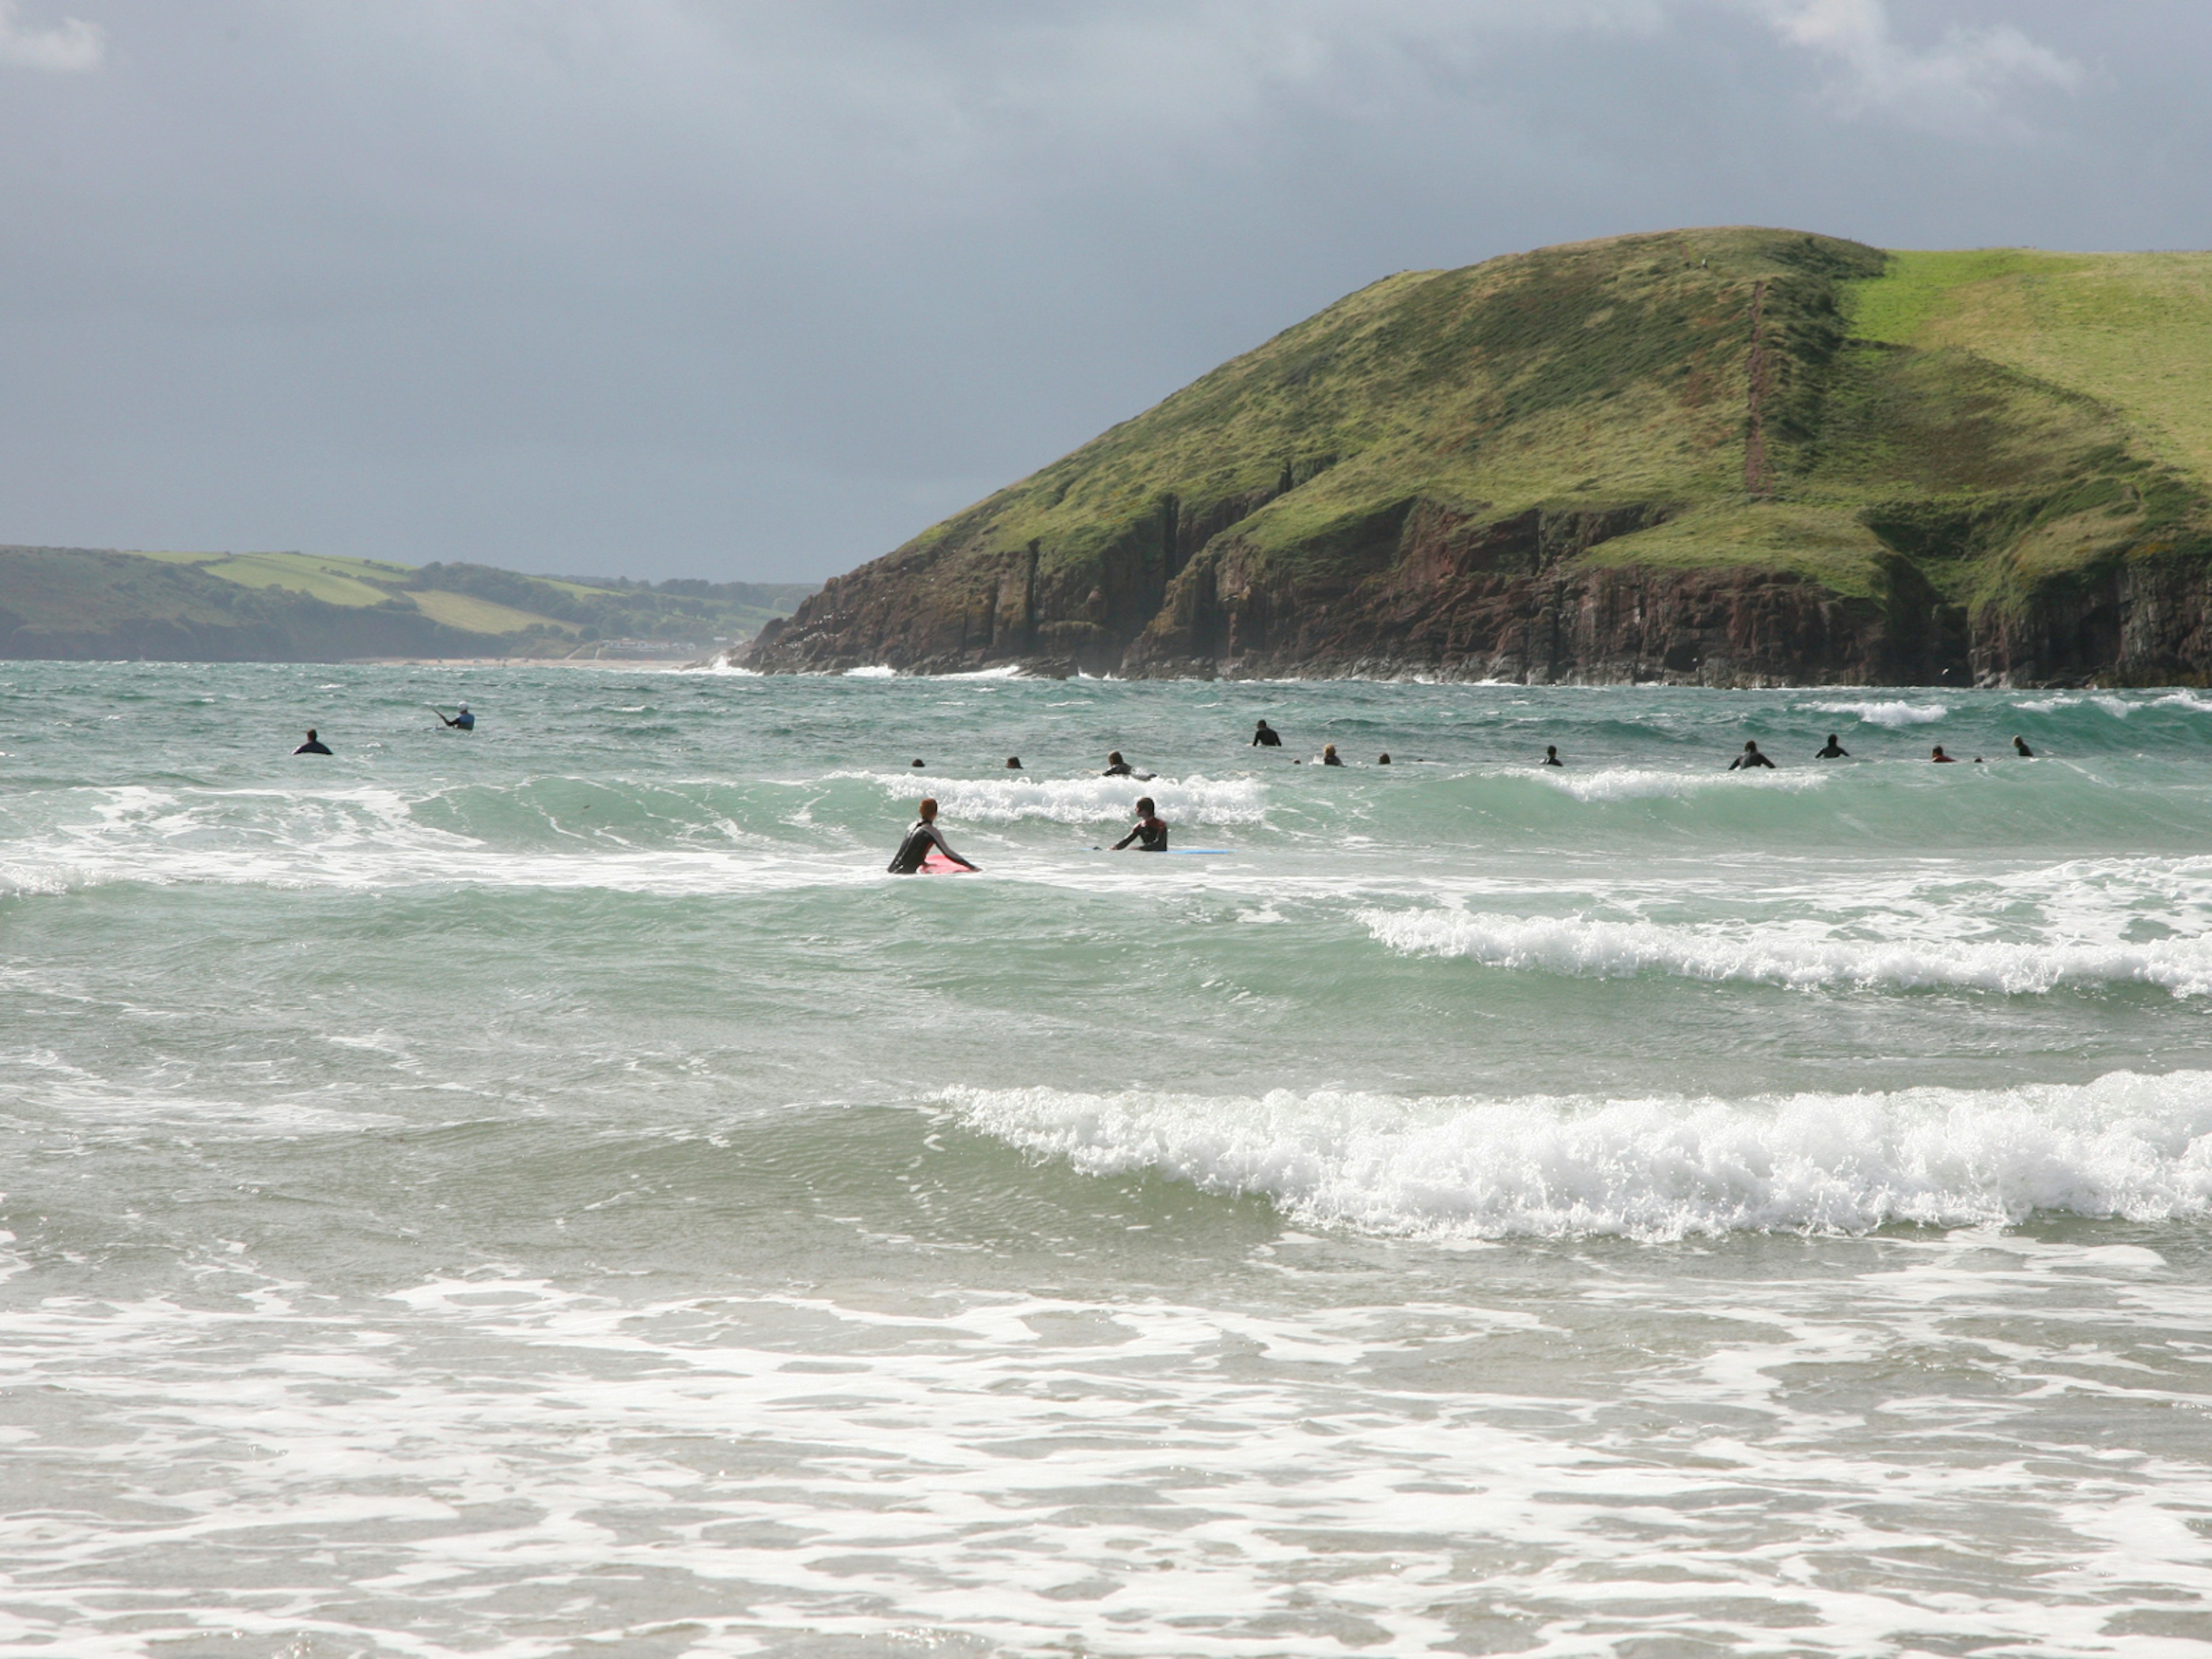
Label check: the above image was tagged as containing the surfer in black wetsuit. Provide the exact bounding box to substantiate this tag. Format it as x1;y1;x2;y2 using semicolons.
1321;744;1343;766
1541;745;1562;766
1728;740;1774;770
1815;733;1849;758
1103;751;1133;777
293;729;332;755
2013;736;2034;757
1931;745;1957;763
1111;797;1168;851
888;798;979;873
1252;719;1282;748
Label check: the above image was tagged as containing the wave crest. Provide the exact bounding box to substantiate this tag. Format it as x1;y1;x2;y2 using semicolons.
943;1073;2212;1240
863;772;1268;825
1361;906;2212;996
1806;700;1948;728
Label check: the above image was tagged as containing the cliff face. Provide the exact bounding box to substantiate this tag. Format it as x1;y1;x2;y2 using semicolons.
752;229;2212;687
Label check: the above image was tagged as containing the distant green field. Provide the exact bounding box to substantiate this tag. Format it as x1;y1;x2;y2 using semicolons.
408;586;575;637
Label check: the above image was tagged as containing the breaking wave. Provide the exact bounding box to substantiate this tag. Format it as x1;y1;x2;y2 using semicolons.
863;772;1268;825
944;1072;2212;1240
1361;906;2212;996
1805;699;1948;728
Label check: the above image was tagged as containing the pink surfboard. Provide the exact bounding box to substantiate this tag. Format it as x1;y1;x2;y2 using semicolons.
919;850;979;874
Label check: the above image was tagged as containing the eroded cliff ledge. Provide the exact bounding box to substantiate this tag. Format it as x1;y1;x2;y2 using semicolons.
751;228;2212;687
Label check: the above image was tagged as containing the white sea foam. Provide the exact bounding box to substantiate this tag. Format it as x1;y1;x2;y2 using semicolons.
944;1071;2212;1240
868;771;1269;825
1532;765;1830;802
1806;699;1948;727
1362;906;2212;995
843;664;897;678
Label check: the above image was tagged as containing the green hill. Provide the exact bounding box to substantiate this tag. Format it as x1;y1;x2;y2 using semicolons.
0;547;813;663
751;228;2212;686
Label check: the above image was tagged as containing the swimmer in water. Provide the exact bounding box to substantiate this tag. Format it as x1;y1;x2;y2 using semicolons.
1321;744;1343;766
433;704;474;730
1728;740;1774;770
1377;752;1391;765
1541;745;1562;766
1252;719;1282;748
1111;796;1168;851
293;728;332;755
1931;745;1957;763
887;798;979;873
1815;733;1849;758
2013;736;2034;757
1102;751;1133;777
1005;757;1022;769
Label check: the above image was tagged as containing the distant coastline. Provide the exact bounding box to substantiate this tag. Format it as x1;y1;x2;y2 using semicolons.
0;544;813;665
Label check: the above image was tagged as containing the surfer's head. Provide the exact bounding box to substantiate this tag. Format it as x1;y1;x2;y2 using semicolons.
305;729;317;741
1744;740;1759;752
1005;756;1021;768
918;797;938;820
1107;751;1124;765
1135;797;1156;817
1378;752;1391;764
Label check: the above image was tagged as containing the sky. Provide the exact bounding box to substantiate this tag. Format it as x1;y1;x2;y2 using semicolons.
0;1;2205;583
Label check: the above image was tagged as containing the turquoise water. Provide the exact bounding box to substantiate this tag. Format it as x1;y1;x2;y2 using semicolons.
3;661;2210;1657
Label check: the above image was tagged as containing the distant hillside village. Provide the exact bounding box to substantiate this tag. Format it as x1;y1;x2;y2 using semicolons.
0;546;815;662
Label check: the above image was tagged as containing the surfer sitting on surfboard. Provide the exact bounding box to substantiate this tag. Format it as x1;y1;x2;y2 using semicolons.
888;798;980;874
432;703;475;730
1111;797;1168;852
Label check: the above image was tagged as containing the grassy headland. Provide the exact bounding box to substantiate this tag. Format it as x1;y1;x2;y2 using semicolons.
755;227;2212;685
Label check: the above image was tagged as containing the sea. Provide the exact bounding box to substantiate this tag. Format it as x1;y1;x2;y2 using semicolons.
2;660;2209;1659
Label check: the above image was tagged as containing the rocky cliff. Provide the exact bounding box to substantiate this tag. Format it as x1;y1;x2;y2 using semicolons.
751;228;2212;686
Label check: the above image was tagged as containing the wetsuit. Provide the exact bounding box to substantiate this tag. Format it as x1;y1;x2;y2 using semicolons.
2014;739;2035;757
1112;816;1169;851
1541;752;1562;767
1815;741;1848;758
293;738;332;755
1103;760;1134;777
1729;750;1775;770
1321;752;1343;767
450;710;475;730
888;819;976;873
1252;725;1282;747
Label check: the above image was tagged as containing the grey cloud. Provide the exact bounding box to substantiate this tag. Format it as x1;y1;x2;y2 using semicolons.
0;1;102;70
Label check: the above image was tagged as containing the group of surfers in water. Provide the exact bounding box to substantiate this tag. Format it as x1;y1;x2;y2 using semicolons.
281;709;2040;873
888;720;2051;873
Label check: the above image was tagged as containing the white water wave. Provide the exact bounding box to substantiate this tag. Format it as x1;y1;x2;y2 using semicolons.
1805;699;1948;727
1363;905;2212;995
862;771;1268;825
843;664;897;678
944;1071;2212;1240
1530;765;1830;802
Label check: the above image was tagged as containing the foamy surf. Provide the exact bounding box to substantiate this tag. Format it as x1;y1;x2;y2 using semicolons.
1361;906;2212;995
856;771;1268;824
943;1071;2212;1240
1805;699;1948;727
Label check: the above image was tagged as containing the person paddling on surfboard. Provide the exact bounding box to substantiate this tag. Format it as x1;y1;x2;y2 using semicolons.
888;798;979;874
1111;797;1168;851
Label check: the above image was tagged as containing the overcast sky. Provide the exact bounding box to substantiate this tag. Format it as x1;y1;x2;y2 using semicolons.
0;1;2204;582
